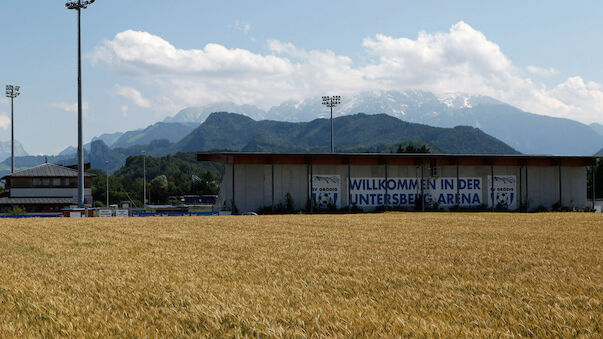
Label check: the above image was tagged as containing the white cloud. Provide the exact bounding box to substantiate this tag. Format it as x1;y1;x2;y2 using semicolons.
88;23;603;124
526;65;559;77
233;20;251;34
268;40;307;58
89;30;292;77
547;77;603;123
113;84;151;108
0;113;10;130
52;102;89;113
120;105;129;117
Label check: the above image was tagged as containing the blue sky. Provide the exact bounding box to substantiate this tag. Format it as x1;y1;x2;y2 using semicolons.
1;0;603;154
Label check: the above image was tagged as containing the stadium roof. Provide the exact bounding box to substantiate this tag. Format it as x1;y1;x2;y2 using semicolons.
197;152;597;167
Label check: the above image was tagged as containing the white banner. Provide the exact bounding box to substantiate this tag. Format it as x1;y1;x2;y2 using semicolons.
350;177;483;208
311;175;341;209
115;209;129;217
487;175;517;209
99;209;113;217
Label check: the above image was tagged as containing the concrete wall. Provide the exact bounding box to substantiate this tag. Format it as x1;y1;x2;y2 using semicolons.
217;163;588;212
520;166;587;209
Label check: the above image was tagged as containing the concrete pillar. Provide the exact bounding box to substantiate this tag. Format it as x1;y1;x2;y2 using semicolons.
421;164;424;212
491;165;495;212
559;166;562;208
232;163;235;212
347;161;351;212
519;166;523;210
305;164;312;212
456;162;460;211
593;163;597;209
526;166;529;212
309;163;313;213
384;160;389;209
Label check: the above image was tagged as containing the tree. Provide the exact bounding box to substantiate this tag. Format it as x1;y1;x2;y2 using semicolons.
90;152;223;205
396;143;431;153
150;175;169;204
88;169;107;205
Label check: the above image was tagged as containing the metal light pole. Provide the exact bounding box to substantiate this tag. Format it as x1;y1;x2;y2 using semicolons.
66;0;95;208
322;96;341;153
5;85;20;174
142;150;146;208
105;160;109;207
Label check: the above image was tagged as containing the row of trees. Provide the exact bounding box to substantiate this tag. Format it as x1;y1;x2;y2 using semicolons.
89;153;223;207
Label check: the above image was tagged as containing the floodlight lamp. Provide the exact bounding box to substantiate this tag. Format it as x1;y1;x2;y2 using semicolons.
6;85;12;90
15;86;19;92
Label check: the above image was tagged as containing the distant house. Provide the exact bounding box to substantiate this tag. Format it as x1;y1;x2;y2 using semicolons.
0;163;94;213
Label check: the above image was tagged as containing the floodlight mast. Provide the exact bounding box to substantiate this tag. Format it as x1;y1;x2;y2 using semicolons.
66;0;94;208
142;150;147;208
105;160;109;207
5;85;20;174
322;95;341;153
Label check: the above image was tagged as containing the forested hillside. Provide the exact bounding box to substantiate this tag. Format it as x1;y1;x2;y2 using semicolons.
89;153;222;207
176;112;519;154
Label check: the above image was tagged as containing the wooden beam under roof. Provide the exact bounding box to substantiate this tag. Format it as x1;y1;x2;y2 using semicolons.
197;152;598;167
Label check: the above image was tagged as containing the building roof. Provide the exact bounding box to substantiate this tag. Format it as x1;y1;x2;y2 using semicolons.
197;152;598;167
0;197;75;205
2;163;94;179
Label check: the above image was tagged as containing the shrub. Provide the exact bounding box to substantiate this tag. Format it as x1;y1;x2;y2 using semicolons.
9;205;25;215
258;193;296;214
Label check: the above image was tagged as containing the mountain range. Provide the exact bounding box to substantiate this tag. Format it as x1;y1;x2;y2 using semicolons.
591;123;603;136
0;140;28;162
59;122;196;156
174;112;517;154
6;89;600;178
2;112;517;177
165;90;603;156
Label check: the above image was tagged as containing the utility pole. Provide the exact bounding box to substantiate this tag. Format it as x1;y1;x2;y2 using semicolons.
105;160;109;207
66;0;95;207
5;85;20;174
142;150;146;208
322;96;341;153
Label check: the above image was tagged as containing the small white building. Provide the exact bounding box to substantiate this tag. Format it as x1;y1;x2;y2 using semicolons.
198;152;597;213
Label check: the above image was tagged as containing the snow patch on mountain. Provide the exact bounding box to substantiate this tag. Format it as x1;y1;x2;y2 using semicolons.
160;89;603;155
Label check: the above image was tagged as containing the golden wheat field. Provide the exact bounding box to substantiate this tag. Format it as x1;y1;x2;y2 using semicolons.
0;213;601;337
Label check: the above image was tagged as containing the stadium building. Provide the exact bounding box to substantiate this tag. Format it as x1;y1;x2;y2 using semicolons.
197;152;597;213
